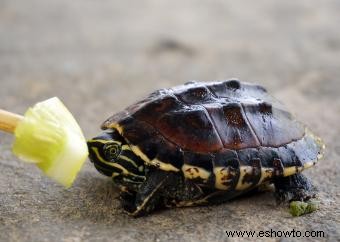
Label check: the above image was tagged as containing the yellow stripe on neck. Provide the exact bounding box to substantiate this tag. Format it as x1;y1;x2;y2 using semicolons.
91;147;143;178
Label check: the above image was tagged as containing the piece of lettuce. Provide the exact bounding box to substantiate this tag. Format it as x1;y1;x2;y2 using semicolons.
12;97;88;187
289;200;319;217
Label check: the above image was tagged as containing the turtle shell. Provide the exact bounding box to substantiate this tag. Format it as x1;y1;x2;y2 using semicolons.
102;80;324;191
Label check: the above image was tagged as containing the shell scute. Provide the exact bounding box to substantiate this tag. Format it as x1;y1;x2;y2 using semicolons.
242;102;305;147
237;148;260;166
173;85;218;104
220;102;260;149
155;106;223;152
183;151;213;171
133;94;184;123
213;149;239;167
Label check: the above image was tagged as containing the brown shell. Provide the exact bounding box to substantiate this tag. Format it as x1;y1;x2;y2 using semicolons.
101;80;324;190
102;80;305;153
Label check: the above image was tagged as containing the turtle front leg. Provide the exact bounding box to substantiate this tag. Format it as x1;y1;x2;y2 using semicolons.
119;170;173;217
273;173;318;216
119;169;206;216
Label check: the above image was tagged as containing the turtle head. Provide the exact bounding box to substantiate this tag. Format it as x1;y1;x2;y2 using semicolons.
87;129;145;189
87;130;125;177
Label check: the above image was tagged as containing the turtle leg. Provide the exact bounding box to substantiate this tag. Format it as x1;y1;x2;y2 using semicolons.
120;170;206;216
120;170;175;217
273;173;316;203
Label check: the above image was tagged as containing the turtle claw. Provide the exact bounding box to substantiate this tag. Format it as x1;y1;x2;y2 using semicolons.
119;191;137;214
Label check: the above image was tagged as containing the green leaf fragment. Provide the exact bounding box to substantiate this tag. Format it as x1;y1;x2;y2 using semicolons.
289;200;319;217
12;97;88;188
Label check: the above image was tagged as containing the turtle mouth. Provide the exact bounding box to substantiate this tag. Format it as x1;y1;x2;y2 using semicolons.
87;140;104;163
93;162;116;177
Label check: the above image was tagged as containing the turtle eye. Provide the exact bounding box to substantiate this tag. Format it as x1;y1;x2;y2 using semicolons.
103;143;121;162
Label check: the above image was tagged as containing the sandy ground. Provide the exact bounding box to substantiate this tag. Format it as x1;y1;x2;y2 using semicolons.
0;0;339;241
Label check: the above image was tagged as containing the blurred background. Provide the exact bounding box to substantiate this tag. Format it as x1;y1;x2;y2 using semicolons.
0;1;339;241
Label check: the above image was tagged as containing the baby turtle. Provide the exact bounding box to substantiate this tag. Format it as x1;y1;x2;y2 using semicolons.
88;80;324;216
